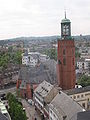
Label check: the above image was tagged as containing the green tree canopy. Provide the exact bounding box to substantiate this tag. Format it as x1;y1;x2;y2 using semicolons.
78;75;90;87
12;50;22;64
45;48;57;61
6;93;27;120
75;51;81;58
0;50;22;69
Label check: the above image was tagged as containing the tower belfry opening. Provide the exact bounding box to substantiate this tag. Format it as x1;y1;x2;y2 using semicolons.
61;12;71;40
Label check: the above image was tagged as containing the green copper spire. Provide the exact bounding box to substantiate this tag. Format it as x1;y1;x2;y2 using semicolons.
65;11;66;19
61;12;70;23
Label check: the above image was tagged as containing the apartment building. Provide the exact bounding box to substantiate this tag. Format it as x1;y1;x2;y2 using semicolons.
77;58;90;70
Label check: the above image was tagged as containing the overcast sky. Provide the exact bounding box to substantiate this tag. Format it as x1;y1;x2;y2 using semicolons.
0;0;90;40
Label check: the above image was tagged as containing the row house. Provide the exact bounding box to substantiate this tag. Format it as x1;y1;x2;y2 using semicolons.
34;81;59;119
0;65;19;88
34;81;87;120
49;91;84;120
65;86;90;110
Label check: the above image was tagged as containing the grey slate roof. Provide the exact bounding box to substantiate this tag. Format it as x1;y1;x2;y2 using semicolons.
30;54;39;60
49;91;84;120
64;86;90;95
34;80;53;98
0;112;8;120
18;62;57;85
23;51;28;56
43;59;57;73
42;59;57;82
77;110;90;120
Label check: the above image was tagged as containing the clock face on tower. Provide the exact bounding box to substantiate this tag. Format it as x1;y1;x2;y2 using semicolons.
62;24;69;36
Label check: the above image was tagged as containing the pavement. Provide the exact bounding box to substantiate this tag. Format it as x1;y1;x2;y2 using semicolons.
0;87;16;95
21;99;41;120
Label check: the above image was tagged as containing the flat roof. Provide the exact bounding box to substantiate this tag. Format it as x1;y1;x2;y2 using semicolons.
77;111;90;120
64;86;90;95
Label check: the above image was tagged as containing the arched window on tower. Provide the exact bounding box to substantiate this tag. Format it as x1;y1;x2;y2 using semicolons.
63;58;66;65
72;49;74;55
58;60;61;64
63;49;65;55
73;58;74;65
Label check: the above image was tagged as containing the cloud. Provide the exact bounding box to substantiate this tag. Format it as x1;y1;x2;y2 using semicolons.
0;0;90;39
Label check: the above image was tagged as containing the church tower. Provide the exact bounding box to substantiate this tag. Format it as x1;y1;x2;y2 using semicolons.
57;13;76;90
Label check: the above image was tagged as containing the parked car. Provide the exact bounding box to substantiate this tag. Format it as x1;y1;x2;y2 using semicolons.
23;107;25;112
28;99;34;105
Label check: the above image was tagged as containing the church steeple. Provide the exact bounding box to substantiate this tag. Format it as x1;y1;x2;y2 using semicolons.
57;13;75;90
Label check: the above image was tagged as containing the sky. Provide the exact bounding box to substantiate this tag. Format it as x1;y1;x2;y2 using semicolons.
0;0;90;40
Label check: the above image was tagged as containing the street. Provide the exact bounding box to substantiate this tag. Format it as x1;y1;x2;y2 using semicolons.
0;87;16;96
21;99;41;120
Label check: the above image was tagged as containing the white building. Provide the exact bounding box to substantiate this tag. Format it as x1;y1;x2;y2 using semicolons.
22;52;29;65
22;52;39;66
39;54;50;62
79;47;90;54
77;58;90;70
81;53;90;59
22;52;50;66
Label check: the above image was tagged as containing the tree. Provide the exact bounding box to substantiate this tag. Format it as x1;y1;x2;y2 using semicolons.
7;93;27;120
8;46;13;52
75;51;81;58
0;52;10;69
13;104;27;120
78;75;90;87
12;50;22;64
45;48;57;61
0;49;22;70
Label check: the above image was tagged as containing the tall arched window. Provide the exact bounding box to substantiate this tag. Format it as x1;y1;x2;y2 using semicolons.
63;49;65;55
73;58;74;65
58;60;61;64
63;58;66;65
72;49;74;55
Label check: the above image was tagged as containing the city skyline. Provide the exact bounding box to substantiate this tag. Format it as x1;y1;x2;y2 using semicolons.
0;0;90;40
